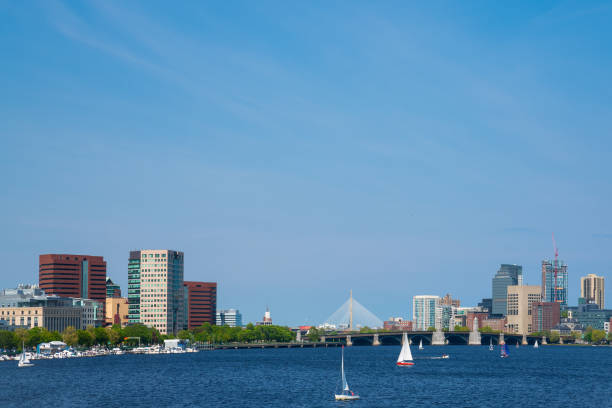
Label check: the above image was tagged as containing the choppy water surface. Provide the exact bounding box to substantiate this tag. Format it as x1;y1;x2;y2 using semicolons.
3;345;611;407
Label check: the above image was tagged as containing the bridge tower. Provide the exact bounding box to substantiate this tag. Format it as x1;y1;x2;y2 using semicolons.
349;289;354;331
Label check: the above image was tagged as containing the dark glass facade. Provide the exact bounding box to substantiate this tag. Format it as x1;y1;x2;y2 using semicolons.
491;264;522;316
127;251;141;324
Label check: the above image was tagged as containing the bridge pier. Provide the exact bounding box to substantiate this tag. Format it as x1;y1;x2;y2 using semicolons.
499;333;505;345
468;317;482;345
559;336;563;344
522;334;528;345
320;336;326;343
542;336;547;345
372;333;381;346
346;335;352;347
432;329;445;345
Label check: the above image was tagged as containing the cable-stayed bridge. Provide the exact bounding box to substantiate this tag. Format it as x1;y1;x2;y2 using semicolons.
322;291;383;330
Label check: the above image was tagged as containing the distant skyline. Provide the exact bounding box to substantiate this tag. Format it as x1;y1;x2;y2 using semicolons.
1;1;611;325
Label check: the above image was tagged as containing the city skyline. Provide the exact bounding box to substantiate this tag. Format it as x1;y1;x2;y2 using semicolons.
1;248;604;327
1;2;612;325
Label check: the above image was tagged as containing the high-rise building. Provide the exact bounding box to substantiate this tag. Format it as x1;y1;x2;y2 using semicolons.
491;264;523;316
580;274;605;309
127;251;141;324
131;249;185;335
506;285;541;334
412;295;441;331
39;254;106;312
106;277;121;298
216;309;242;327
541;260;568;306
183;281;217;330
531;302;561;332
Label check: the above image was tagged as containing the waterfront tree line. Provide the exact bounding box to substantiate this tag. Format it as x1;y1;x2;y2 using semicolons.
0;322;296;350
1;324;609;350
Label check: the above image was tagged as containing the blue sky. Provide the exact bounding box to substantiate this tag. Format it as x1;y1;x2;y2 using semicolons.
1;1;611;325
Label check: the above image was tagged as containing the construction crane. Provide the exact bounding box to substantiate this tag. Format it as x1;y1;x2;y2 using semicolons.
552;233;559;303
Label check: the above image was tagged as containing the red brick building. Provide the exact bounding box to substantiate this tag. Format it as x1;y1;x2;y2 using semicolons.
531;302;561;332
466;312;490;331
480;317;507;332
384;319;413;331
183;281;217;329
39;254;107;311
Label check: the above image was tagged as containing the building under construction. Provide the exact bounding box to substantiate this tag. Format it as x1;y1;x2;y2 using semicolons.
541;260;568;306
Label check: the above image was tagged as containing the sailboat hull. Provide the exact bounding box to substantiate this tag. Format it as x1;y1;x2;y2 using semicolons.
335;394;360;400
396;361;414;366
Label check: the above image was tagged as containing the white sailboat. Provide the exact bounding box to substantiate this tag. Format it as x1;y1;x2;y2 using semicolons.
18;342;34;368
397;332;414;366
418;339;423;350
334;346;359;401
534;340;539;348
489;338;494;351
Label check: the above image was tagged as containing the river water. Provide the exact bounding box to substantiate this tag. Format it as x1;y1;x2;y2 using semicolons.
3;345;611;407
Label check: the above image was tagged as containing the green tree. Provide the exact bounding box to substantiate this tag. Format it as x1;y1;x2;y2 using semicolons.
454;325;469;332
426;326;436;332
14;328;27;349
123;324;153;344
307;327;321;342
0;330;17;350
548;331;560;343
77;330;94;347
478;326;499;333
590;329;606;344
107;325;123;346
584;326;594;342
178;330;192;341
25;327;46;347
62;326;78;346
93;327;109;345
48;330;62;342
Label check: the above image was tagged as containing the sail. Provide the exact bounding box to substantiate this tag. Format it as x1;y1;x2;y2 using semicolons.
534;340;538;348
397;333;413;362
341;347;349;391
419;339;423;349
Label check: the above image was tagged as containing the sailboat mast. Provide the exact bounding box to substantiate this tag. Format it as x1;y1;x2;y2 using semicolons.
349;290;353;331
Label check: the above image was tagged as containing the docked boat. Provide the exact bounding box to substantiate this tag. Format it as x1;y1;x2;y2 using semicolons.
335;346;359;401
396;332;414;366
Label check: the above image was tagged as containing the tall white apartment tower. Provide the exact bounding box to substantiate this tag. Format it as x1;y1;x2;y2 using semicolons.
412;295;442;331
138;249;184;335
